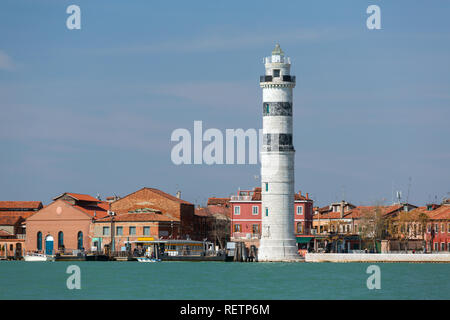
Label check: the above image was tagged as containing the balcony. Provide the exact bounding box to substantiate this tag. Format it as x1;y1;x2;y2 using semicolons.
260;75;273;82
230;195;253;201
264;56;291;64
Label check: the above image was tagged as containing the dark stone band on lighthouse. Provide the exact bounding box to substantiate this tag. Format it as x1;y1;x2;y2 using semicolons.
263;102;292;116
262;133;294;152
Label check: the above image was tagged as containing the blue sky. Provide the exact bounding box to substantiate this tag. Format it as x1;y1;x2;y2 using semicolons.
0;0;449;207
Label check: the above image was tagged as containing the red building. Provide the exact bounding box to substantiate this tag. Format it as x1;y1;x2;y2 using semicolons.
229;187;313;248
422;202;450;252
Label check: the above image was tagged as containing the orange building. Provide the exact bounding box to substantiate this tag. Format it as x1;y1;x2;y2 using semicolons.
25;193;108;255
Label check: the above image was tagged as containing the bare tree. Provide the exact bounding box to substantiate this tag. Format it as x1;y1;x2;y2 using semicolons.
358;204;385;253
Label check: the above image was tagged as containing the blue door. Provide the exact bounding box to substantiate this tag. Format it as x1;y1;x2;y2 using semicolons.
45;235;54;255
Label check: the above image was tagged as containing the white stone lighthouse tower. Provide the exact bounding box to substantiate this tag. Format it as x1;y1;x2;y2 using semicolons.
258;44;300;261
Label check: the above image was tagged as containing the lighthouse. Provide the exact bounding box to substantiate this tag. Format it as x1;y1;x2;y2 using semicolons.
258;44;300;261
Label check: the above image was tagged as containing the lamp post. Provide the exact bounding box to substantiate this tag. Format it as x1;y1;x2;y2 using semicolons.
108;211;116;257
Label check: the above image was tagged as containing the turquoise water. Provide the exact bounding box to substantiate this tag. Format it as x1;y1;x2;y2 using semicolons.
0;261;448;299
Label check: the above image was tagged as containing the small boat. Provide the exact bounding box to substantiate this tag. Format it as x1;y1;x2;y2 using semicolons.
137;257;161;263
23;253;55;262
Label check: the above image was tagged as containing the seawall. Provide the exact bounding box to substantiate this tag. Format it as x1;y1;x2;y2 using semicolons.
305;253;450;263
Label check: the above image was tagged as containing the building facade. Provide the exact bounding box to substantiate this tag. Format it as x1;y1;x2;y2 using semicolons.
230;187;313;251
0;201;43;258
108;187;196;240
25;193;108;255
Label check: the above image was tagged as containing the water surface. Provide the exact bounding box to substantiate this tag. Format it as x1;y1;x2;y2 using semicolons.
0;261;448;299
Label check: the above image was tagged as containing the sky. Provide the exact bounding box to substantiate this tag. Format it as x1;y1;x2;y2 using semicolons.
0;0;449;207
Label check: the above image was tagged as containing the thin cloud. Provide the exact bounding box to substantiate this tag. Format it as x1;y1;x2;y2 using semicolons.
93;28;332;55
0;50;14;70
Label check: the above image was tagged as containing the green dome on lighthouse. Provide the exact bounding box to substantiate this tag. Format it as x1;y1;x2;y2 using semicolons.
272;43;284;56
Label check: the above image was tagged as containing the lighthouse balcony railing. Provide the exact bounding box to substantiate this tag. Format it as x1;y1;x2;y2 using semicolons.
264;56;291;64
259;75;296;83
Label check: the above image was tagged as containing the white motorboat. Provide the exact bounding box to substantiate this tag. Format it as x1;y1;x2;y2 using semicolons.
137;257;161;263
23;253;55;262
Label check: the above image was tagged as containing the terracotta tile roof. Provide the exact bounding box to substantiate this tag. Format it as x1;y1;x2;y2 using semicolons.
195;207;231;219
0;210;39;219
72;203;109;220
0;229;13;236
207;198;230;206
313;205;406;220
0;201;42;210
0;215;24;226
97;201;110;211
427;205;450;220
195;207;209;217
251;192;261;201
116;188;193;206
96;211;179;223
54;193;100;202
146;188;192;205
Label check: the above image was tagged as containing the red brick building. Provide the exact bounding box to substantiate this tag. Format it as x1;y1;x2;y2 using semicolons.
229;187;314;246
414;202;450;252
108;187;196;240
194;197;231;249
25;193;108;255
93;208;181;252
0;201;43;258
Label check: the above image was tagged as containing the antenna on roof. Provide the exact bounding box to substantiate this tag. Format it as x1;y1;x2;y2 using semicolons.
396;191;402;204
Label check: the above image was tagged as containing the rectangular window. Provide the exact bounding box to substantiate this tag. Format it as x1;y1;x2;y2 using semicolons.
252;206;259;215
103;226;110;236
234;224;241;232
273;69;280;77
297;206;303;215
265;207;268;217
116;226;123;236
129;226;136;235
265;104;269;114
143;226;150;236
297;223;303;234
434;242;438;251
427;224;431;233
441;243;445;251
252;224;259;234
435;224;439;233
234;206;240;215
441;224;445;233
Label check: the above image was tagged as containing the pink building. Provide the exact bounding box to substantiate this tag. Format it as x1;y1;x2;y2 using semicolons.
229;187;313;248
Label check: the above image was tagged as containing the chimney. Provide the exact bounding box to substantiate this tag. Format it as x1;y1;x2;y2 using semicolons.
176;191;181;199
298;191;302;197
306;193;309;199
340;200;345;218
